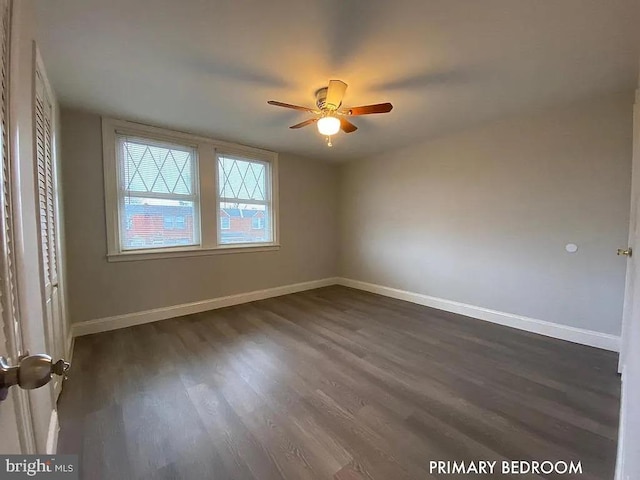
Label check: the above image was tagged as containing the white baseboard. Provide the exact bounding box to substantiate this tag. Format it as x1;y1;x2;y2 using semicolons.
71;277;339;337
45;409;59;454
65;331;75;363
337;277;620;352
70;275;620;352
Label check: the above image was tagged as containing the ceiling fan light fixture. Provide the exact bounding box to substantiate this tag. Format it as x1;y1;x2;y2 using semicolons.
267;79;392;145
317;116;340;136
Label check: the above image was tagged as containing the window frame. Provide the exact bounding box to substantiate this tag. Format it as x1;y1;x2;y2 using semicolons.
116;133;200;251
215;153;272;246
103;117;279;262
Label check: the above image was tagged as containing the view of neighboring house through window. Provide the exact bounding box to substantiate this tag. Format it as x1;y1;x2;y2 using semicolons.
117;135;198;250
217;154;272;244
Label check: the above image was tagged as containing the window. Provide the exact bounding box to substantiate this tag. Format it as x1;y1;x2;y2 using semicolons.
116;135;198;250
103;118;278;260
252;216;265;230
217;155;272;244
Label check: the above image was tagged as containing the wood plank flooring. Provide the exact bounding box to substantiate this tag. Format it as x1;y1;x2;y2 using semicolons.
57;286;621;480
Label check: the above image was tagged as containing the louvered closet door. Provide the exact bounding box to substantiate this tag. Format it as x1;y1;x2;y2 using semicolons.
0;0;33;454
35;66;64;400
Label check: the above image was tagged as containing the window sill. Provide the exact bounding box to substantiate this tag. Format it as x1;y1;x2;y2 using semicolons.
107;244;280;262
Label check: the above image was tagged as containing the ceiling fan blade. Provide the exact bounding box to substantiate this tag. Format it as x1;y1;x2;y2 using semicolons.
340;118;358;133
346;102;393;116
325;80;348;110
267;100;315;113
289;118;318;129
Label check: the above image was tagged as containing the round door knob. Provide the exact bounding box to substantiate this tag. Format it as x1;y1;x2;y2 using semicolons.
0;354;70;401
17;354;55;389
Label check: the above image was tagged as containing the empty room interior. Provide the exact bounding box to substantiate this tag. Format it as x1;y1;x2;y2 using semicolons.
1;0;640;479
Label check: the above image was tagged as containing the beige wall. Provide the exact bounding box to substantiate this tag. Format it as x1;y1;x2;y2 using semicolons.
62;91;633;337
60;109;339;323
340;92;633;336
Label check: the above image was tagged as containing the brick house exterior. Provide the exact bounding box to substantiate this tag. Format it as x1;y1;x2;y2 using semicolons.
123;204;266;248
219;208;267;243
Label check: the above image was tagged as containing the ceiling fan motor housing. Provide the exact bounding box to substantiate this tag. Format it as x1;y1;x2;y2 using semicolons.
315;87;341;111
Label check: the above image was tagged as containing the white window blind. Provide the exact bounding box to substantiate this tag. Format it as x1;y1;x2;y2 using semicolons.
217;154;272;245
116;134;199;250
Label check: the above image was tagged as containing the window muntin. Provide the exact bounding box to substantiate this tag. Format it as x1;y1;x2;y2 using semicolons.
117;135;199;251
217;154;272;245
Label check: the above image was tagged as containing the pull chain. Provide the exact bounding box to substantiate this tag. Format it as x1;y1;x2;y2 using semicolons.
326;136;333;147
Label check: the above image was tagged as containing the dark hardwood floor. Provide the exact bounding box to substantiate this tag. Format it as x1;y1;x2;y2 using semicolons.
58;286;621;480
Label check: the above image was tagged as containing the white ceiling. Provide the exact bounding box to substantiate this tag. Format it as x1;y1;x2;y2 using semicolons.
34;0;640;161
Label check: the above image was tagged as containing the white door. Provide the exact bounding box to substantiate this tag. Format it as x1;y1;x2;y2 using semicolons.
0;0;36;454
619;88;640;373
34;52;65;401
0;337;24;455
615;88;640;479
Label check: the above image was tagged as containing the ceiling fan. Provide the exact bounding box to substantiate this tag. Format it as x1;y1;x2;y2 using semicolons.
267;80;393;147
